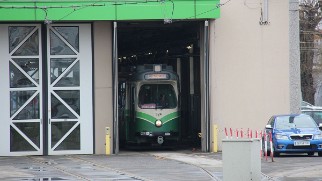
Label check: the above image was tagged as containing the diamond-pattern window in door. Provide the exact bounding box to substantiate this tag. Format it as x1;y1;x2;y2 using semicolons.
10;123;40;152
56;61;79;87
12;58;39;84
12;29;39;56
13;122;40;148
50;30;76;55
51;122;80;150
14;95;40;120
51;94;77;119
10;90;36;117
54;26;79;52
55;90;80;116
50;58;79;86
55;125;80;151
10;61;36;88
9;26;35;53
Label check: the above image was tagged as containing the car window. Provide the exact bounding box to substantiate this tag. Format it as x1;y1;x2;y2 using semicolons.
265;117;275;134
275;115;317;129
267;117;273;126
270;118;275;127
303;111;322;124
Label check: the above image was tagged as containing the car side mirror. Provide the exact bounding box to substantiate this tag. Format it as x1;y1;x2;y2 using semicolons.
265;125;272;129
319;123;322;129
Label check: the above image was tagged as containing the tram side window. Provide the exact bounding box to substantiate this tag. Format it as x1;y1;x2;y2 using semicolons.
139;84;177;109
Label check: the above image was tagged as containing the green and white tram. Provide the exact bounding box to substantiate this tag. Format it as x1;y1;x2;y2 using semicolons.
122;64;181;146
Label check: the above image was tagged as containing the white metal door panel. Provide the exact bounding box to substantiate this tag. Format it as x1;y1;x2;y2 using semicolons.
47;24;93;155
0;24;43;156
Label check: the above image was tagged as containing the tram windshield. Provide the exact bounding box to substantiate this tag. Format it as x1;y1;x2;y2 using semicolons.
139;84;177;109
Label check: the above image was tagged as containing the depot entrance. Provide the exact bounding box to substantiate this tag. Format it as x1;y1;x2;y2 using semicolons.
117;21;205;150
0;24;93;156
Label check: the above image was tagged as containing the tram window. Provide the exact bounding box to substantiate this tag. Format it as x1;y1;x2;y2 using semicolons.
139;84;177;109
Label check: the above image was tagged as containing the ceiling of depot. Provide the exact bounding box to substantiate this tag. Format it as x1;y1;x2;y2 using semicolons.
118;21;201;66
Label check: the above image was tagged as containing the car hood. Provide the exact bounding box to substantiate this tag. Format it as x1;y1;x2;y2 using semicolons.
275;127;320;135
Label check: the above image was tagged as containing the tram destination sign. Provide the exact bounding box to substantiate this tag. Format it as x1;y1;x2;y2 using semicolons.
145;73;169;80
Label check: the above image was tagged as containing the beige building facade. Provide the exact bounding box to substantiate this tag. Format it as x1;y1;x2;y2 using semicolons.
92;0;301;153
207;0;301;151
0;0;300;155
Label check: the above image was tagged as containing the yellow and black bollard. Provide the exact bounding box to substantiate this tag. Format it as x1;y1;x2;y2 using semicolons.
105;127;111;155
212;124;218;152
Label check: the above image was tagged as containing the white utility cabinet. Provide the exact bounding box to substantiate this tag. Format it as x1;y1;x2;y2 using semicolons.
222;139;261;181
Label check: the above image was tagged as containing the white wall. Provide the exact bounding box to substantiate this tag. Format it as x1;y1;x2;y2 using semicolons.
210;0;293;150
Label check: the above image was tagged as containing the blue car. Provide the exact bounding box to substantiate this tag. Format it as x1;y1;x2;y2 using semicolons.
265;114;322;156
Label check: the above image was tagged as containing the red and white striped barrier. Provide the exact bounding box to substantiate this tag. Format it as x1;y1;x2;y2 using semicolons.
236;128;239;139
260;130;263;158
222;128;263;140
269;132;274;162
230;128;233;139
225;128;228;139
264;132;268;161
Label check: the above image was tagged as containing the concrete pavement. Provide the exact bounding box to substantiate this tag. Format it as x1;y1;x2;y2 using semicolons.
0;150;275;181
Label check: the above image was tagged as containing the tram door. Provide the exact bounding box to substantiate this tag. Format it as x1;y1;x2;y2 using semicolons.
0;24;93;156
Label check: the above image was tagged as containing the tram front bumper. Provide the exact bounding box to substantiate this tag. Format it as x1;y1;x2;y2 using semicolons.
138;131;178;137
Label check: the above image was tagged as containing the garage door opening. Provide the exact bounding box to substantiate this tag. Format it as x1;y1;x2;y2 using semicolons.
117;21;203;150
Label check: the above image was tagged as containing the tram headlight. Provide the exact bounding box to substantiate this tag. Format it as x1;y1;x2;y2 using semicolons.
155;120;162;127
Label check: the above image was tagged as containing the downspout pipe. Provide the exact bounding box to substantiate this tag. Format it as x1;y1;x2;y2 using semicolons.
204;20;210;152
112;21;119;154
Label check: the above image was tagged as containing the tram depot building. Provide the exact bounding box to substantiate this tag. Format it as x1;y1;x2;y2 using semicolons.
0;0;300;156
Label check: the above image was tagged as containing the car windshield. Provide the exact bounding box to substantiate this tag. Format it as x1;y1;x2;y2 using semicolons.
138;84;177;109
275;115;317;129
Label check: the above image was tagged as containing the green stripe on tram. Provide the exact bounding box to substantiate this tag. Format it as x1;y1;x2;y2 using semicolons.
136;112;157;124
136;111;180;125
161;112;180;124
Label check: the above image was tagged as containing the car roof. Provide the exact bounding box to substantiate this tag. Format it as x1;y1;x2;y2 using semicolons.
302;105;322;111
272;114;305;118
302;101;313;107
